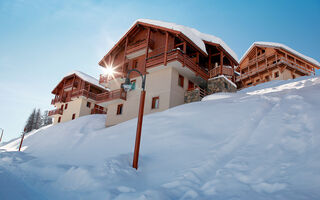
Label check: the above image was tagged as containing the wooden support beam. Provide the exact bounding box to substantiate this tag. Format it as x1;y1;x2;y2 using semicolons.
164;31;169;66
143;28;151;73
211;52;221;57
208;48;212;71
220;51;224;75
196;52;199;64
183;41;186;67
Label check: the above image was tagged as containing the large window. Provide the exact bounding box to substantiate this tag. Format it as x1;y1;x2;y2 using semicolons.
117;104;123;115
151;96;160;109
178;74;184;88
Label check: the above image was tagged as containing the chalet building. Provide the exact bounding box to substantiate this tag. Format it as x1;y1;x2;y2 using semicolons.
236;42;320;88
98;19;239;127
49;71;110;124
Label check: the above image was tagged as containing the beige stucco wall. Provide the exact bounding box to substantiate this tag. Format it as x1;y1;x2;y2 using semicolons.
105;64;192;126
52;97;98;124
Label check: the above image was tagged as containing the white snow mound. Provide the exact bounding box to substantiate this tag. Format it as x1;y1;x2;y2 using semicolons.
1;76;320;199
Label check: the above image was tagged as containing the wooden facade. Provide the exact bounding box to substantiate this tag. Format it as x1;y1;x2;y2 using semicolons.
49;72;126;117
98;21;239;85
236;44;319;88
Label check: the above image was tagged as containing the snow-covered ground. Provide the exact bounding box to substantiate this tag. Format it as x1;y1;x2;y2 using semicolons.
1;76;320;200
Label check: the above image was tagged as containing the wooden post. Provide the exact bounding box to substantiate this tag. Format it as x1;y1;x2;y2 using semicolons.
0;129;3;143
164;32;169;66
143;28;151;72
132;90;146;170
220;51;223;75
18;129;26;151
183;41;186;67
208;48;212;71
123;37;128;74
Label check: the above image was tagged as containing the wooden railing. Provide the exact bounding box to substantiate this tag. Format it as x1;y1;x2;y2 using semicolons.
70;89;97;100
96;88;127;104
146;48;209;80
126;39;155;55
91;107;107;114
209;66;234;78
48;108;63;116
236;56;314;82
51;96;67;105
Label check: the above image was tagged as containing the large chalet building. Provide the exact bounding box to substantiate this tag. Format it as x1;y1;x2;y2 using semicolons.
49;71;110;124
48;20;319;126
97;19;239;126
236;42;320;88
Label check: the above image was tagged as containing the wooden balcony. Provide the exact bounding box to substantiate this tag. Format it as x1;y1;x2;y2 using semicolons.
209;66;234;78
96;89;127;104
126;39;155;55
71;89;97;100
236;56;314;82
51;96;67;105
48;108;63;116
91;107;107;114
146;48;209;80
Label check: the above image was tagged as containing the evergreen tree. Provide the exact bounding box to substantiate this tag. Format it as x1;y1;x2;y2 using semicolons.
42;110;53;126
25;108;36;133
34;109;42;129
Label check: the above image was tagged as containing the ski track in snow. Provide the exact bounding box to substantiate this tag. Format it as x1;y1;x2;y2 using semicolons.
1;76;320;200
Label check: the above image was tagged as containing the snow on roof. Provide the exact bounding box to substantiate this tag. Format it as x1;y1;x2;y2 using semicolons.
135;19;238;62
240;42;320;68
66;70;106;90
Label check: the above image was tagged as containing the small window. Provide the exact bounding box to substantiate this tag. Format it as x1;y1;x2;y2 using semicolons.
152;96;160;109
87;102;91;108
117;104;123;115
133;60;138;69
188;80;194;90
274;71;279;78
178;74;184;88
131;80;136;90
292;74;296;79
58;117;61;123
265;76;270;81
72;113;76;120
60;105;64;110
65;103;68;110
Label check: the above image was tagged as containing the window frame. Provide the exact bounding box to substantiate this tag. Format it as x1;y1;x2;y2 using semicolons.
178;74;184;88
65;103;68;110
72;113;76;120
117;104;123;115
86;101;91;108
151;96;160;109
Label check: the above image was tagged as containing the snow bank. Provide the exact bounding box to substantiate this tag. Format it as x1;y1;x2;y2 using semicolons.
1;76;320;199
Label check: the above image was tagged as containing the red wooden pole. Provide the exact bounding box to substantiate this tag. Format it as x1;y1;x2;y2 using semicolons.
132;90;146;170
18;131;26;151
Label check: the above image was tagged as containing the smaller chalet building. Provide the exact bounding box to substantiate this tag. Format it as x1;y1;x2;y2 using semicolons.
98;19;239;127
49;71;109;124
236;42;320;88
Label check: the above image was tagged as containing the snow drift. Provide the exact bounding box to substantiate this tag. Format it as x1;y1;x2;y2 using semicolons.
1;76;320;200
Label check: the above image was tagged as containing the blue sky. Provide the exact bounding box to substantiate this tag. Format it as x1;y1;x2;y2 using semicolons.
0;0;319;142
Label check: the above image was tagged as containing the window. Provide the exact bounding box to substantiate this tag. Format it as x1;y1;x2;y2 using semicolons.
72;113;76;120
131;80;136;90
247;82;253;86
58;117;61;123
292;74;296;79
152;96;160;109
87;102;91;108
117;104;123;115
188;80;194;90
60;105;64;110
133;60;138;69
274;71;279;78
178;74;184;88
265;76;270;81
65;103;68;110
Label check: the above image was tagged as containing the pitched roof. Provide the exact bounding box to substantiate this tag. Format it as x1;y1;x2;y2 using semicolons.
100;19;238;65
135;19;238;61
240;42;320;68
65;70;106;90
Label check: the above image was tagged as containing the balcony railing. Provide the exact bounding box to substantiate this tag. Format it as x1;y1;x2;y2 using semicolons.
91;107;107;114
96;88;127;104
209;66;234;78
51;96;67;105
146;48;210;80
48;108;63;116
236;56;314;82
126;39;155;55
71;89;97;100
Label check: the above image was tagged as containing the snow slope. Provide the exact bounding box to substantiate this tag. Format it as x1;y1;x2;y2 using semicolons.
1;76;320;200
